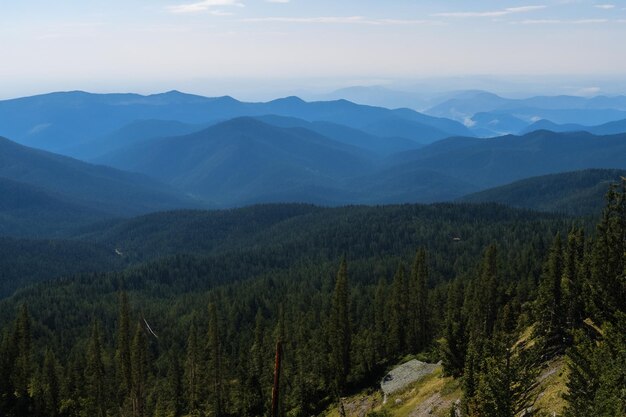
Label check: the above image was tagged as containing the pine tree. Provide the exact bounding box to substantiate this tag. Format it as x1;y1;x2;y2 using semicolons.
474;339;540;417
0;325;17;414
589;179;626;322
13;303;34;416
562;228;586;332
373;277;387;363
467;245;500;340
329;257;351;393
461;340;481;416
440;280;466;378
206;303;222;417
131;322;148;417
40;349;60;417
535;233;567;356
116;291;132;412
408;248;430;353
83;321;106;417
244;309;266;417
164;351;183;417
565;313;626;417
388;264;407;357
185;320;202;417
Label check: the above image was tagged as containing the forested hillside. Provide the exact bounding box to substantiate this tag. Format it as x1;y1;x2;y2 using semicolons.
0;181;623;416
460;169;626;216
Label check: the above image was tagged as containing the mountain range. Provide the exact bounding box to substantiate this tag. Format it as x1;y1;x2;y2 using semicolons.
0;91;471;158
2;90;626;237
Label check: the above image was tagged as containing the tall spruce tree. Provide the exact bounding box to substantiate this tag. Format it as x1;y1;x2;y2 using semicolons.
206;303;222;417
329;257;351;393
84;321;106;417
408;248;430;353
589;180;626;322
13;304;34;416
373;277;387;363
474;339;540;417
467;245;500;340
562;228;586;332
40;349;60;417
535;233;567;356
116;291;132;412
185;319;202;417
388;264;407;357
131;322;148;417
440;279;466;378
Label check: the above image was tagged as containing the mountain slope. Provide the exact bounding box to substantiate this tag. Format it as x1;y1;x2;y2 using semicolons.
459;169;626;216
0;177;104;237
254;115;421;154
71;119;209;159
0;135;202;219
97;117;375;206
388;130;626;190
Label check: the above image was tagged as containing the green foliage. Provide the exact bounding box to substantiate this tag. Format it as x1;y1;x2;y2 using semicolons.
534;233;567;356
329;258;351;393
1;196;623;417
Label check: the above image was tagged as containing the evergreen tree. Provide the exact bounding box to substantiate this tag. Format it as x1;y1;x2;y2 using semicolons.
205;303;222;417
388;264;407;357
440;280;466;378
244;309;266;417
461;340;481;416
40;349;60;417
408;248;430;353
116;291;133;413
562;228;586;332
13;304;34;416
185;320;202;417
164;352;183;417
589;180;626;322
131;322;148;417
565;313;626;417
473;340;540;417
373;277;387;363
535;233;567;356
0;325;17;414
467;245;500;340
83;321;106;417
328;257;351;393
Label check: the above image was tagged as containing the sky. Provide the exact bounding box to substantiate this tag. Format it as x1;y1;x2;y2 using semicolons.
1;0;626;99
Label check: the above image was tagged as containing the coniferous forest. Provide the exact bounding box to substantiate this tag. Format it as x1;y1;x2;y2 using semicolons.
0;182;624;417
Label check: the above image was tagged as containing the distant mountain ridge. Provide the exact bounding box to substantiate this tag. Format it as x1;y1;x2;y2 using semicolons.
0;90;472;157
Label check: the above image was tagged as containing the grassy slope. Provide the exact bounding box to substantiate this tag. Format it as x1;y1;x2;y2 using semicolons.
323;327;569;417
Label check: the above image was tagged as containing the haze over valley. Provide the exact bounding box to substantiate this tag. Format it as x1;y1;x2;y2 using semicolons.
1;1;625;417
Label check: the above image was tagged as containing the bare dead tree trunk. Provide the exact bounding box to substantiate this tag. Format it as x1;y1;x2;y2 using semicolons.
271;340;283;417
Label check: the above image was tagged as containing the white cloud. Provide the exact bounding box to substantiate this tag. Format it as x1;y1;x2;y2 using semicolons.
433;5;546;18
594;4;615;9
576;87;601;96
167;0;243;14
572;18;609;23
240;16;438;25
518;19;563;24
514;18;610;24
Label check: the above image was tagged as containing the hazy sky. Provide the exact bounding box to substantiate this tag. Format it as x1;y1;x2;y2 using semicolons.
1;0;625;98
